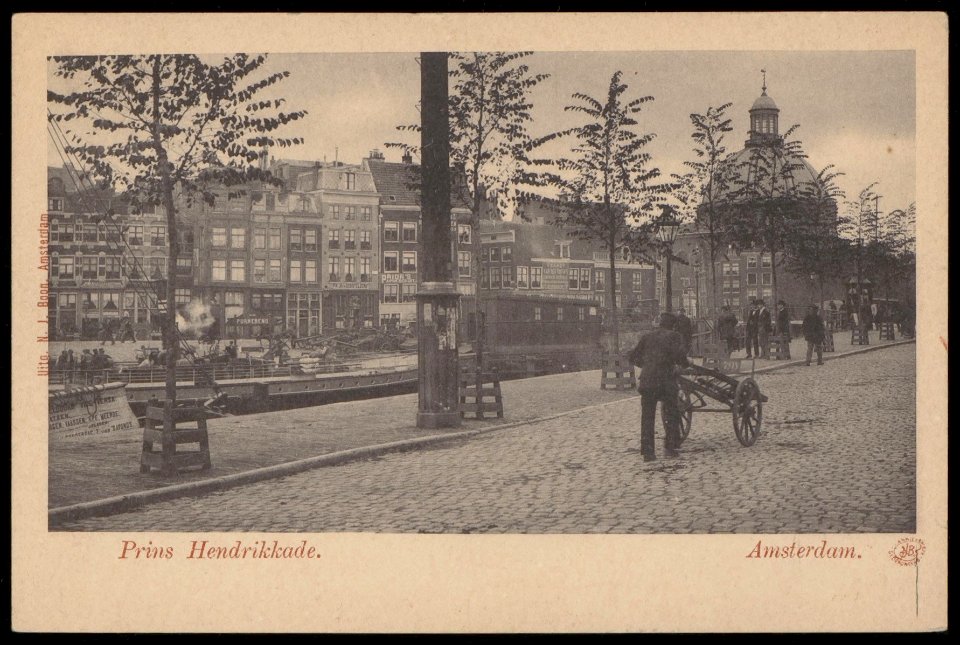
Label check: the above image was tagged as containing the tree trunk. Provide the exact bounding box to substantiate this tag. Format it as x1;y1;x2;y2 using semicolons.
607;201;619;354
150;57;180;405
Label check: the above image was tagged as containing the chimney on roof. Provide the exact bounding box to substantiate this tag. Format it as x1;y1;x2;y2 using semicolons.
369;149;385;160
401;150;413;164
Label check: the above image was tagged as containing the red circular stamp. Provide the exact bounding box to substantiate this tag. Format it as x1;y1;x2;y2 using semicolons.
889;537;926;566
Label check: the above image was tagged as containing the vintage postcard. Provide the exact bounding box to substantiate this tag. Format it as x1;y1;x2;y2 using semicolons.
12;12;947;632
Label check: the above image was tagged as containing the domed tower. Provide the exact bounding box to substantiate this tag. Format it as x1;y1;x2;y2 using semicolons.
746;70;780;147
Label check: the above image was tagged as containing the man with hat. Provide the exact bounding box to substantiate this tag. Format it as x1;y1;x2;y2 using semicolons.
745;300;760;359
627;312;689;461
757;299;772;359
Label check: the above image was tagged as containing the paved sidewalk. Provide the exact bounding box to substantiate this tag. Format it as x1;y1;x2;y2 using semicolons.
49;330;909;512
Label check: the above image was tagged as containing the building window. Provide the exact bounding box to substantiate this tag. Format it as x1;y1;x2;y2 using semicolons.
49;197;64;211
615;271;622;291
530;267;542;289
556;242;571;258
383;251;399;273
480;247;489;262
289;259;301;283
401;283;417;302
148;257;166;279
254;259;266;282
328;257;340;281
212;259;226;281
747;256;758;269
230;227;246;249
747;273;758;286
761;254;772;268
127;225;143;246
723;262;740;276
384;221;399;242
490;267;502;289
148;226;165;247
762;272;772;285
383;284;399;304
457;224;472;245
595;270;605;290
360;257;371;282
516;266;528;288
304;229;317;252
402;251;417;273
360;230;372;249
345;173;356;191
344;230;356;249
254;228;266;249
289;228;302;252
568;268;579;290
103;257;121;279
534;306;541;321
331;205;340;220
480;268;489;289
211;227;226;247
633;272;642;291
557;307;564;321
344;206;356;221
305;259;317;283
361;206;372;221
458;251;472;277
501;246;513;263
328;229;340;249
269;227;281;250
501;266;515;288
489;247;500;262
343;258;356;281
175;288;191;306
269;259;281;282
402;222;418;242
579;268;591;290
579;307;586;321
80;256;97;280
230;259;245;282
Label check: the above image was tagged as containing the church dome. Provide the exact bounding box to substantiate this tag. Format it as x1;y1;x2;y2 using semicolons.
750;92;779;111
716;147;819;200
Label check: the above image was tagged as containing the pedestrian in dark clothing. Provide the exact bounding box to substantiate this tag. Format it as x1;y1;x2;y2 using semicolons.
66;349;76;370
121;320;136;343
56;350;69;370
757;300;772;358
717;306;739;354
859;301;873;333
627;312;689;461
675;307;693;354
79;349;92;371
225;341;238;361
745;301;760;358
802;305;825;366
776;300;791;340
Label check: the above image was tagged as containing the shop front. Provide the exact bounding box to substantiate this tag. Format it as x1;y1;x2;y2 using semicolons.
286;291;322;339
322;283;378;331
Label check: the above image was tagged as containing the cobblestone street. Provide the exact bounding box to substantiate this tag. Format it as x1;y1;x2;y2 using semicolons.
59;344;915;533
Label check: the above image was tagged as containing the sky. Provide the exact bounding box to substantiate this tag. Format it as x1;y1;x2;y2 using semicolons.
48;50;916;216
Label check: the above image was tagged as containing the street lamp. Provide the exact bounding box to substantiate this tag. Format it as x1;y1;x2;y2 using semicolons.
656;204;681;314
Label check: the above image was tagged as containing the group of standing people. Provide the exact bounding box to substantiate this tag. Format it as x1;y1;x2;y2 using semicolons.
53;348;115;375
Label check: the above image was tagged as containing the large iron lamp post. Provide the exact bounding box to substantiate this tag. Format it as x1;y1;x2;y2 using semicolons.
656;205;681;314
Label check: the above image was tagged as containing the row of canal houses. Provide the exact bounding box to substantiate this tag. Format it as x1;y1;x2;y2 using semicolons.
45;150;657;341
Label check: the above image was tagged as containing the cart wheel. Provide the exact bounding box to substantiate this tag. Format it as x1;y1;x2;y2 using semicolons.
665;386;694;444
732;377;763;446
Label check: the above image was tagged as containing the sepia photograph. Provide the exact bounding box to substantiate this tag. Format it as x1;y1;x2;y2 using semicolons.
12;12;948;633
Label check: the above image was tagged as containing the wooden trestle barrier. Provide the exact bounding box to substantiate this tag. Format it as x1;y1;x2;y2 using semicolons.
768;335;791;360
851;326;870;346
459;358;504;420
140;402;212;475
879;321;896;340
821;331;836;352
600;352;636;390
